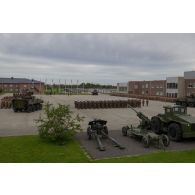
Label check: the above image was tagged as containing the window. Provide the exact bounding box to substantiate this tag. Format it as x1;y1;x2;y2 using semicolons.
188;83;193;88
160;92;163;96
134;85;138;89
9;84;13;87
189;83;195;88
145;83;148;88
167;83;178;89
24;84;27;88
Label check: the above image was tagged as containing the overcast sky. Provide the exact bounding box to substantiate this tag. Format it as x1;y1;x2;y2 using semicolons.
0;33;195;85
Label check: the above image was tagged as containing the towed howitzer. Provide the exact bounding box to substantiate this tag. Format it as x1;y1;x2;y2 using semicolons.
127;104;151;130
87;119;125;151
122;105;170;149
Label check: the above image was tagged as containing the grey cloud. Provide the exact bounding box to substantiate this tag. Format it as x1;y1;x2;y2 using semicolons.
0;33;195;84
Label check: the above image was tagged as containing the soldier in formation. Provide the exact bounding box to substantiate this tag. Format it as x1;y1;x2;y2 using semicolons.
142;99;145;107
146;99;149;107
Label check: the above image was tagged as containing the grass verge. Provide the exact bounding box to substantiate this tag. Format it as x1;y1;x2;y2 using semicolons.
1;135;195;163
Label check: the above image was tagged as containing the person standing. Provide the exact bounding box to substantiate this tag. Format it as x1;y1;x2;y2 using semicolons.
146;99;149;107
142;99;145;107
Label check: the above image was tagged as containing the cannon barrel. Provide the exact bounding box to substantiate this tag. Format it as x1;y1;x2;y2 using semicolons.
127;104;151;129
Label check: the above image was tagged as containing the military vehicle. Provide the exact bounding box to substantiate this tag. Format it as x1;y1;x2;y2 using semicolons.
122;105;170;148
151;105;195;141
12;91;43;113
176;94;195;107
92;89;98;95
87;119;125;151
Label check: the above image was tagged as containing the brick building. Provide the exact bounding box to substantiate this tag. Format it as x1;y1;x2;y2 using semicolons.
0;77;45;94
128;80;166;96
116;71;195;98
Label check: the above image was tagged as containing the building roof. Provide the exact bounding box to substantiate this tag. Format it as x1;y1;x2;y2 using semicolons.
0;78;43;84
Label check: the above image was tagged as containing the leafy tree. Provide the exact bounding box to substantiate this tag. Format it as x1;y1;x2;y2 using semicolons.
36;103;84;145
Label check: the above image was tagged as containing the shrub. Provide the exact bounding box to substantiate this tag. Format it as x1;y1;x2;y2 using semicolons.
36;103;84;144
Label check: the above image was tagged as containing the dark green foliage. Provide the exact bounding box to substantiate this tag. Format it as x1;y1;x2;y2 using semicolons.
36;103;83;144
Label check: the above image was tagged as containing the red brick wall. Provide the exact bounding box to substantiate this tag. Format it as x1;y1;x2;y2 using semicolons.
128;80;166;96
0;83;45;94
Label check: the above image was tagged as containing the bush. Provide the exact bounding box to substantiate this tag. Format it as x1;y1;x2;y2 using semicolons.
36;103;84;144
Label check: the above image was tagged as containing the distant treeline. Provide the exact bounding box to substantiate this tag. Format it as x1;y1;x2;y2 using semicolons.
46;83;116;89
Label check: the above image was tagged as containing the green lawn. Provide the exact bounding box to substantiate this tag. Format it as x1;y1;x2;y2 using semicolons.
0;136;89;163
1;135;195;163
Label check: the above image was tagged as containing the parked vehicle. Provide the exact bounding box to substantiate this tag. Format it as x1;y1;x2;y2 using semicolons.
12;91;43;112
176;94;195;107
92;89;98;95
151;105;195;141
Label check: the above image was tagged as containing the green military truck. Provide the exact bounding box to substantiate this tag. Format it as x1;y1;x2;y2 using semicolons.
151;105;195;141
12;91;43;113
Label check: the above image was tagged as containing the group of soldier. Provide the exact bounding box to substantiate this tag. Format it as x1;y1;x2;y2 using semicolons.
142;99;149;107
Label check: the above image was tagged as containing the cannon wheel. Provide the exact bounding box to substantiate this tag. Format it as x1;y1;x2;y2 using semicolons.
122;126;129;136
87;127;92;140
161;134;170;147
102;126;108;138
151;117;162;134
168;123;182;141
142;135;150;148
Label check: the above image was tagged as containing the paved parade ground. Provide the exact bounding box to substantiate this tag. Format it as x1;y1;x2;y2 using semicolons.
1;93;195;137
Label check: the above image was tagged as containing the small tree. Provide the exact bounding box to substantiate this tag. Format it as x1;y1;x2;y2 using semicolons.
36;103;83;144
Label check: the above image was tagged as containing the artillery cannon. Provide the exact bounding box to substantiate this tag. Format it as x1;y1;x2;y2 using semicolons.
122;105;170;149
87;119;125;151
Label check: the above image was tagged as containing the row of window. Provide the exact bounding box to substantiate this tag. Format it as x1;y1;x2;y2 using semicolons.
133;85;164;89
167;93;177;98
188;83;195;88
118;87;127;92
1;84;28;88
167;83;178;89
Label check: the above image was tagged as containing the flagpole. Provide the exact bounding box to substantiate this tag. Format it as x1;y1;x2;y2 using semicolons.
45;78;47;93
65;79;66;95
71;80;72;95
39;78;41;94
59;79;61;94
52;79;54;95
77;80;78;95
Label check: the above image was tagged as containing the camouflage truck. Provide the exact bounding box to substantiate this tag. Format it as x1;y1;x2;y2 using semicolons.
176;94;195;107
12;91;43;113
151;105;195;141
